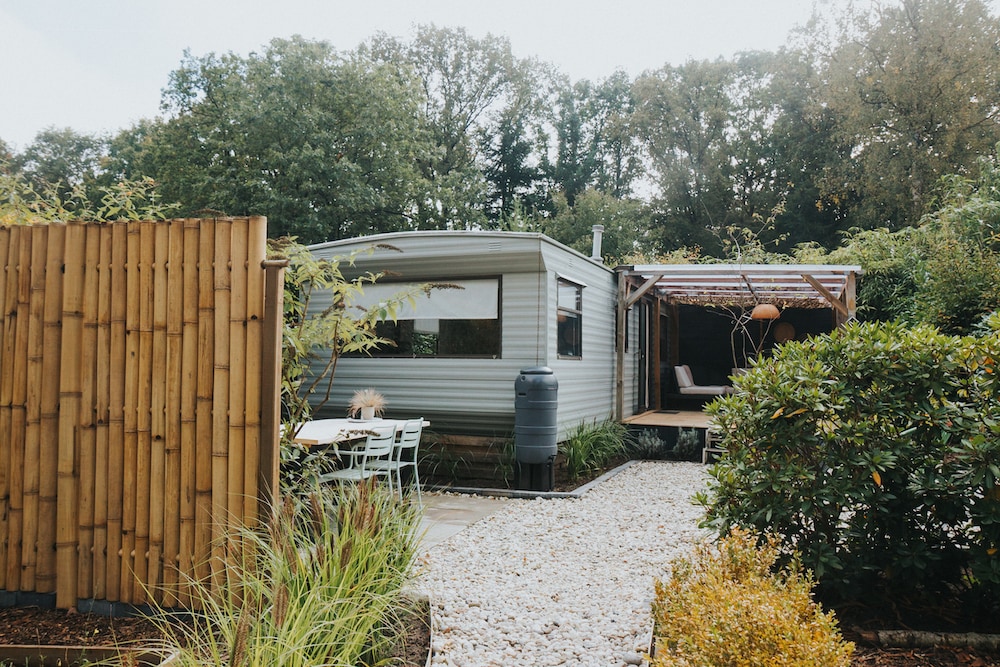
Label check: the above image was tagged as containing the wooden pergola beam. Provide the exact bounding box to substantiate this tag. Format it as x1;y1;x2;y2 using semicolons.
801;274;849;317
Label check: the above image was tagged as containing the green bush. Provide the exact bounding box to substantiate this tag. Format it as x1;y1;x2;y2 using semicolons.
699;320;1000;602
651;529;853;667
559;418;631;482
156;479;420;667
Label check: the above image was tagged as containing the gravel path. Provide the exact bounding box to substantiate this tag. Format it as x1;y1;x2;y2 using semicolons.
413;461;711;667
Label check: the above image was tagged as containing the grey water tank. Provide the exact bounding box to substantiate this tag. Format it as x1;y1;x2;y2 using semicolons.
514;366;558;464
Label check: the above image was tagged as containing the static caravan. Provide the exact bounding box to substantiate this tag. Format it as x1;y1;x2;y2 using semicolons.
306;231;640;440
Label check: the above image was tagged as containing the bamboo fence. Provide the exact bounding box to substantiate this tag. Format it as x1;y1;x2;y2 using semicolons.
0;217;283;610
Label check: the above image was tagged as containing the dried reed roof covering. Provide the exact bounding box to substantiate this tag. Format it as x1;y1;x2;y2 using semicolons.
617;263;864;310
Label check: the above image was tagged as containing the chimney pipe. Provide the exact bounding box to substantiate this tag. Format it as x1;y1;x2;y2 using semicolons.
590;224;605;261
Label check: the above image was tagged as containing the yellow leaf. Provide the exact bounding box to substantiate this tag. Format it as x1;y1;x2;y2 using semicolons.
872;471;882;487
786;408;807;417
771;407;785;419
988;547;998;556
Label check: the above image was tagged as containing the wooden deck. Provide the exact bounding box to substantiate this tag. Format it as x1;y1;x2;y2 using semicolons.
623;409;713;430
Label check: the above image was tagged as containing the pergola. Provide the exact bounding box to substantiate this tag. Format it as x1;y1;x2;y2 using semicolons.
612;263;864;418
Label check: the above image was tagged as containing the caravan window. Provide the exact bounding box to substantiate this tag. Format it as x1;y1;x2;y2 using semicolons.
352;278;501;358
557;279;583;358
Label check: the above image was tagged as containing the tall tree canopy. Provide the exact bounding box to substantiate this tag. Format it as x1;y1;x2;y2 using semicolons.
6;0;1000;264
808;0;1000;230
112;36;434;242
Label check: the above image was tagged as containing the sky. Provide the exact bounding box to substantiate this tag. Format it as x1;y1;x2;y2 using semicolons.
0;0;822;149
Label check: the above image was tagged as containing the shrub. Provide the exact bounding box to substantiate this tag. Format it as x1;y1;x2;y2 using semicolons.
651;529;853;667
559;418;631;482
628;428;671;460
156;479;420;667
699;320;1000;602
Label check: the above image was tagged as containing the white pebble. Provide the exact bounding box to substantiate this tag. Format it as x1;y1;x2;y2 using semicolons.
412;461;710;667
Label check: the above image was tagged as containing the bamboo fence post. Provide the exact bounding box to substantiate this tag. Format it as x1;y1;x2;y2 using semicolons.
38;223;65;595
23;225;49;591
132;221;155;602
161;219;184;607
243;217;266;526
93;223;114;601
259;258;287;518
194;220;216;596
228;219;247;534
56;223;85;608
106;222;128;602
7;227;32;590
75;224;101;600
147;222;168;602
121;221;141;603
177;219;200;608
0;227;13;588
211;219;232;597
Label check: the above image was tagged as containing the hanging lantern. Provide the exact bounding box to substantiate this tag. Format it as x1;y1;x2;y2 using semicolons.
750;303;780;320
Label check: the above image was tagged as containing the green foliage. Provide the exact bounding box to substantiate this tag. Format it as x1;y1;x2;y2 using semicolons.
124;36;434;243
700;321;1000;602
0;159;177;224
628;428;671;460
807;0;1000;230
558;418;631;482
154;480;419;667
823;154;1000;333
651;529;853;667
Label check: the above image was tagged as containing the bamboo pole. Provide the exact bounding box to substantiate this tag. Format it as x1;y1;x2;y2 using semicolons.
121;221;141;603
0;227;13;589
243;217;266;525
132;222;155;602
161;219;184;606
193;219;216;597
22;225;49;591
56;223;84;608
211;219;232;597
38;223;65;595
93;223;114;601
177;219;199;608
76;224;101;600
227;219;248;534
106;222;127;602
6;227;32;590
146;223;168;602
259;258;287;518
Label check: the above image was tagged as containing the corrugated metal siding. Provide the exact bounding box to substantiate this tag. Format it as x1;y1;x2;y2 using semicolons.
302;232;632;439
542;244;620;432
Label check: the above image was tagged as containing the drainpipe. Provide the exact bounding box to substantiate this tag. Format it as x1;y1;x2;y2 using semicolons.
591;224;605;261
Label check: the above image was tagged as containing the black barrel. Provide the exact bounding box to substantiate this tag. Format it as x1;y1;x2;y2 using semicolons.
514;367;558;482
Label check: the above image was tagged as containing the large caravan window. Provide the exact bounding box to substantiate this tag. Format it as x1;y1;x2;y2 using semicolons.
557;278;583;358
353;278;501;358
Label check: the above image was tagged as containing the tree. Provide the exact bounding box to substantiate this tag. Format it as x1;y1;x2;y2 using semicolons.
11;127;107;203
541;72;642;207
364;25;545;229
633;58;744;254
821;151;1000;333
808;0;1000;229
543;188;647;263
114;37;434;243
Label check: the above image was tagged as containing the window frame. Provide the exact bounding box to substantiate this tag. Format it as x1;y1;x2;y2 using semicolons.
360;275;503;359
556;277;584;359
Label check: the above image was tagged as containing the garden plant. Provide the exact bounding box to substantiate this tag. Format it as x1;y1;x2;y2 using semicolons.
152;479;420;666
558;418;633;482
651;529;853;667
700;319;1000;612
